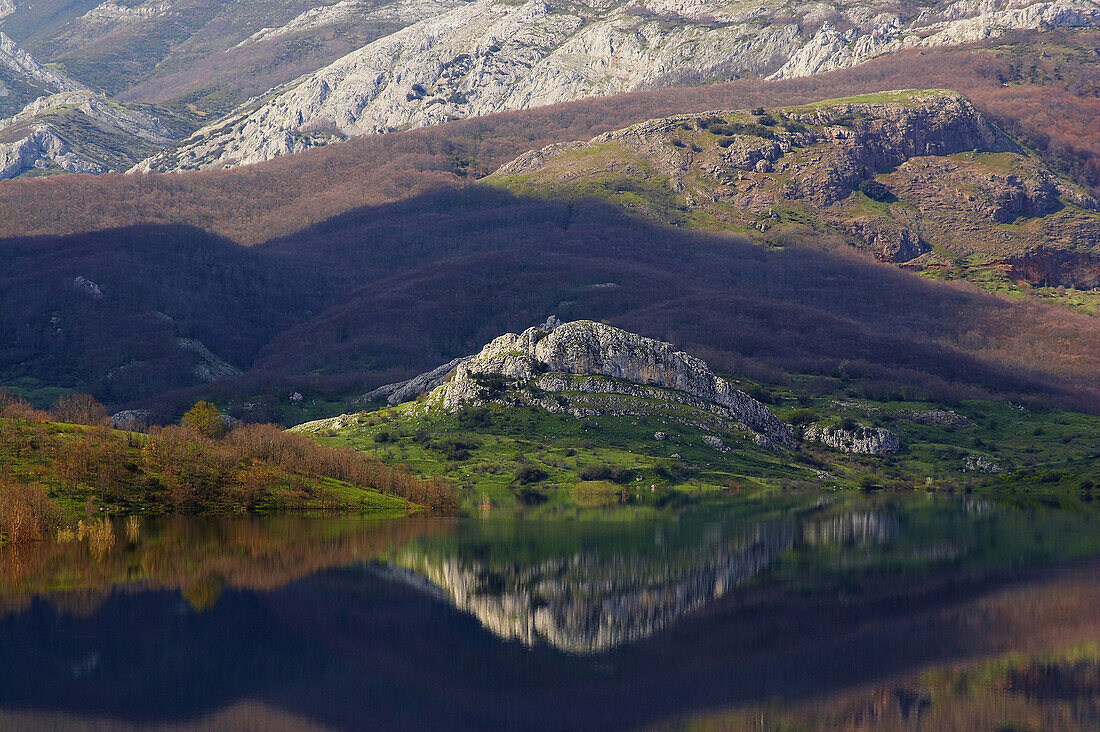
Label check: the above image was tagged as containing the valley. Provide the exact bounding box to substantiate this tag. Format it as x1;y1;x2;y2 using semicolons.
0;5;1099;727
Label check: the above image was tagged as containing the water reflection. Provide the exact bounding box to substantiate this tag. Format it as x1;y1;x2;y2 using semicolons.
1;495;1099;730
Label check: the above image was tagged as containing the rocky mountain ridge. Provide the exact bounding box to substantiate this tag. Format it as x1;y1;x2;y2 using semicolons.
0;34;175;178
136;0;1100;171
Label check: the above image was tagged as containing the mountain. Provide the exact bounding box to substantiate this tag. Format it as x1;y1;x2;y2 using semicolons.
0;0;421;115
0;32;175;178
0;30;1095;244
135;0;1100;171
488;90;1100;290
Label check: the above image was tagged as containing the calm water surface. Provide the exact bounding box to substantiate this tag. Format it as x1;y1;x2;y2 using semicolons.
2;494;1100;730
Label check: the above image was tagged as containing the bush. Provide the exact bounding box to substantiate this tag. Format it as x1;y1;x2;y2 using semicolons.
578;464;633;484
858;179;893;201
0;390;48;421
515;465;548;484
786;408;817;426
0;480;60;544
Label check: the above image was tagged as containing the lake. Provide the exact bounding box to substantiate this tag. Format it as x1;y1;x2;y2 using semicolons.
2;494;1099;730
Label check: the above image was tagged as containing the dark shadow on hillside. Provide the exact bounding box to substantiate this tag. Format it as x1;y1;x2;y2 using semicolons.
256;186;1100;411
3;186;1099;414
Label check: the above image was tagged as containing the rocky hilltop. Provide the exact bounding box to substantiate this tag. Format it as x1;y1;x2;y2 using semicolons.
135;0;1099;171
490;90;1100;286
347;318;796;448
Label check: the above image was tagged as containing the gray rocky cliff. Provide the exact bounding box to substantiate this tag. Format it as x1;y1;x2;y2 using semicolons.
803;423;900;454
135;0;1099;171
418;319;796;448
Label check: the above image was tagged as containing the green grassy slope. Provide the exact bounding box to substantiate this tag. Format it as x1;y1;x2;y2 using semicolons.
307;371;1100;514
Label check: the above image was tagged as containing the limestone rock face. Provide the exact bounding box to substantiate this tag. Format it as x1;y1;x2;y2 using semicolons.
0;31;87;94
361;354;475;406
136;0;1099;171
0;126;105;179
421;319;796;448
803;423;900;454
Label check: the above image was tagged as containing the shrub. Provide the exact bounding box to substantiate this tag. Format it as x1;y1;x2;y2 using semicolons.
786;408;817;426
578;464;633;484
515;465;548;484
0;480;60;544
858;179;893;201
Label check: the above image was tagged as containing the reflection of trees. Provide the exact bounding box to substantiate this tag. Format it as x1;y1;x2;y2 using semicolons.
0;515;446;617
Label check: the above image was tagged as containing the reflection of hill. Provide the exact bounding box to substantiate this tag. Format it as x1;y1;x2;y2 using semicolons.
0;515;445;616
393;506;913;653
2;544;1100;730
398;523;795;654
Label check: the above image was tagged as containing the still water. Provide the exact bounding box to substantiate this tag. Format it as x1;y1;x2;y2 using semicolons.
1;494;1099;731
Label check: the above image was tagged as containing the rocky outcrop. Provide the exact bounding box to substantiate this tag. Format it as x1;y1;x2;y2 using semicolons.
0;36;173;179
847;218;929;263
803;423;900;454
176;338;241;383
418;318;796;448
360;354;474;406
109;409;151;431
488;89;1100;278
1006;248;1100;289
0;32;87;95
963;454;1004;473
0;92;173;147
137;0;1099;171
902;409;971;429
0;126;104;179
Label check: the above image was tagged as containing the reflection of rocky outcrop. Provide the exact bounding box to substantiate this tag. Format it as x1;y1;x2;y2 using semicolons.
802;511;898;546
397;522;796;654
394;506;907;653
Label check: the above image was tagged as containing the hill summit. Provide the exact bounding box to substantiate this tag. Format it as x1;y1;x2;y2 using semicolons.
308;318;796;449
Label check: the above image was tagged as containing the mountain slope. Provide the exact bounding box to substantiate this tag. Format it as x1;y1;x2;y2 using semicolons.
0;33;175;178
137;0;1100;171
488;89;1100;292
0;30;1096;244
